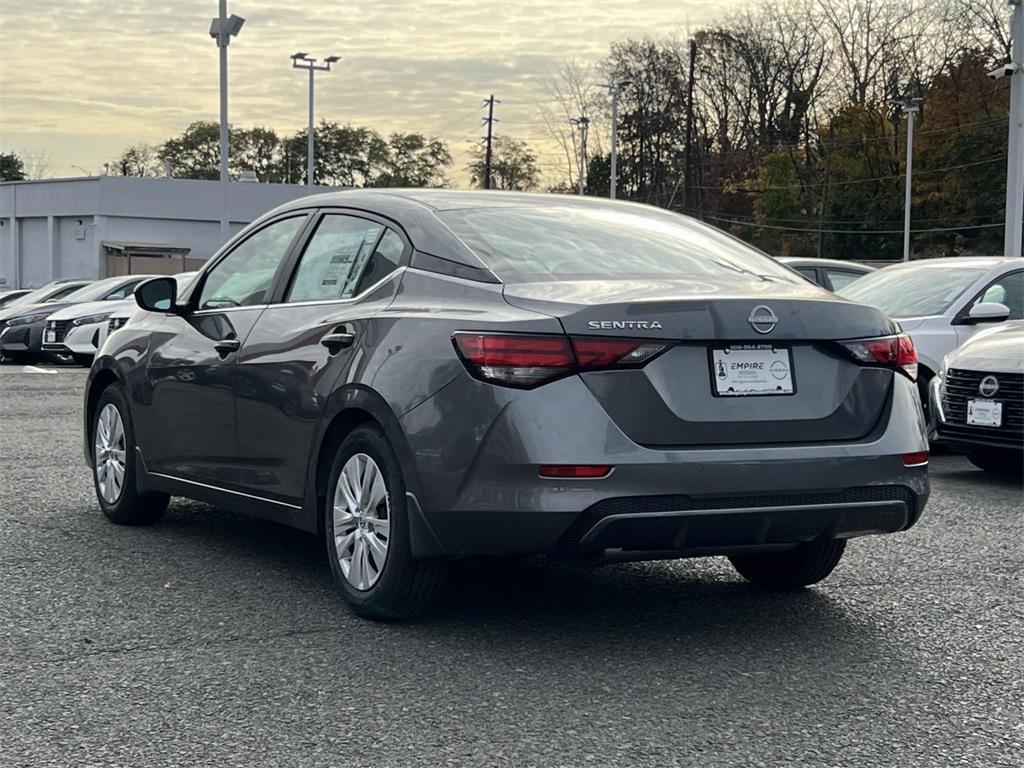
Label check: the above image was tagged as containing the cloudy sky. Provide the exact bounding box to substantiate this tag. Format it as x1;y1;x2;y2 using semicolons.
0;0;732;186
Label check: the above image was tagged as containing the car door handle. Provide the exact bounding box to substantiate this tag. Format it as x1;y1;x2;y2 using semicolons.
321;329;355;351
214;338;241;356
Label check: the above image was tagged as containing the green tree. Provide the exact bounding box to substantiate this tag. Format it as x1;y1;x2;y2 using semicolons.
468;137;541;190
0;152;27;181
231;127;283;182
159;121;220;180
370;133;451;188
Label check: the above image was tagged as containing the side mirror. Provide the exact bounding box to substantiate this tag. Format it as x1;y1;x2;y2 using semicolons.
967;301;1010;323
135;277;179;313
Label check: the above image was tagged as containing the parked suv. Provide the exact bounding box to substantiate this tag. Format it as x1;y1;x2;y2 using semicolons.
85;190;930;620
930;322;1023;474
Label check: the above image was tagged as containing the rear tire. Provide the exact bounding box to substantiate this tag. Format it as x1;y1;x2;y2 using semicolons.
91;384;170;525
967;449;1023;476
729;539;846;589
324;425;447;621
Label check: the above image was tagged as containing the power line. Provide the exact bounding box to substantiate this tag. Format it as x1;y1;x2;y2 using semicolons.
690;211;1004;235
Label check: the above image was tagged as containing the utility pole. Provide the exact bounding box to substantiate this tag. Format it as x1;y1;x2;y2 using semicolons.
1004;0;1024;257
570;116;590;195
482;95;499;190
210;1;245;244
291;53;340;188
599;81;632;199
683;39;698;212
896;97;922;262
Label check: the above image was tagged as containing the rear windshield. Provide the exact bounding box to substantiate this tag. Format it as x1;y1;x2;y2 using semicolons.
838;265;985;317
436;206;799;283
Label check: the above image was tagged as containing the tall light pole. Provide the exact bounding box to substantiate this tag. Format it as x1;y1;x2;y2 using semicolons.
570;116;590;195
896;97;922;262
1003;0;1024;257
291;53;340;188
599;80;632;199
210;2;245;244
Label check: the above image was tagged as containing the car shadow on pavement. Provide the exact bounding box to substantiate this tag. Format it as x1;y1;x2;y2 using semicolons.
936;467;1023;490
148;500;894;664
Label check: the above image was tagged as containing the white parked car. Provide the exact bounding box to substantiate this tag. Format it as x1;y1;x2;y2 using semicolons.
929;321;1023;474
42;275;160;365
95;271;198;354
838;257;1023;407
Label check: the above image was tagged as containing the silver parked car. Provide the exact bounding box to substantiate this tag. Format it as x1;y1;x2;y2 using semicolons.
930;322;1023;474
839;257;1023;406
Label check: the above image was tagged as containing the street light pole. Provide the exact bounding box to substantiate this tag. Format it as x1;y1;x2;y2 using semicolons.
599;81;632;199
291;53;340;188
897;97;922;263
1004;0;1024;257
570;116;590;195
210;1;245;244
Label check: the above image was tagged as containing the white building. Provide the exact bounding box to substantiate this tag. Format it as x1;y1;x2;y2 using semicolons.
0;176;330;288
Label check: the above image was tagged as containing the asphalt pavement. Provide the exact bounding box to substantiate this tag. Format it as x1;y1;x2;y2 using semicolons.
1;366;1021;767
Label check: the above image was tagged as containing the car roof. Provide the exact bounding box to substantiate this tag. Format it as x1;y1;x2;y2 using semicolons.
881;256;1013;269
777;257;874;271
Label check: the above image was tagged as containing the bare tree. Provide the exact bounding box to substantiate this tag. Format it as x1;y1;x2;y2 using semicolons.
536;60;606;189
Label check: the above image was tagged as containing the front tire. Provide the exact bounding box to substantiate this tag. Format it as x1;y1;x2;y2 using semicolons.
72;353;94;368
967;449;1023;476
91;385;169;525
729;539;846;589
325;425;447;621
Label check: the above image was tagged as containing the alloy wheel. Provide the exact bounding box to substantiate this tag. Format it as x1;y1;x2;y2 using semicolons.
94;403;126;504
333;453;391;590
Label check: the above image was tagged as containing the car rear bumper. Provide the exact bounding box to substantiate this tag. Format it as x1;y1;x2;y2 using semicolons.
402;372;930;558
422;485;922;558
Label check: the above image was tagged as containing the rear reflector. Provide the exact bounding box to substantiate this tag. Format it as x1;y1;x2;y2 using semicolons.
839;333;918;381
901;451;929;467
539;465;613;478
571;338;668;368
454;332;669;389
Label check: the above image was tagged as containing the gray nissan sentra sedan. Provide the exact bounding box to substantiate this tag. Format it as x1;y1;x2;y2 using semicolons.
84;190;929;620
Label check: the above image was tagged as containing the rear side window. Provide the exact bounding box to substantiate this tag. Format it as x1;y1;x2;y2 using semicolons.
286;215;400;303
825;269;862;291
436;205;799;283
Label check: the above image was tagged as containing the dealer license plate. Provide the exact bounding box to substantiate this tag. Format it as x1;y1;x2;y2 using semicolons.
711;345;794;397
44;331;56;344
966;399;1002;427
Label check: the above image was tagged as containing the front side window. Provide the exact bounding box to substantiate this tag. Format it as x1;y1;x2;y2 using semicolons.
102;279;145;301
970;270;1023;320
198;217;305;310
285;215;393;303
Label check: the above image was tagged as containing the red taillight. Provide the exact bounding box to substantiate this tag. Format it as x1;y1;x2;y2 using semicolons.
454;332;668;388
539;464;613;478
902;451;929;467
453;333;574;388
839;334;918;381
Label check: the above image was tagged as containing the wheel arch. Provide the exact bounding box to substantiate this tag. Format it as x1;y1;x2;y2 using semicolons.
305;385;425;539
83;361;124;464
